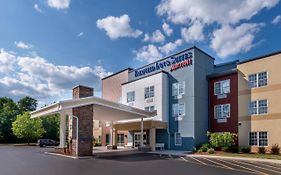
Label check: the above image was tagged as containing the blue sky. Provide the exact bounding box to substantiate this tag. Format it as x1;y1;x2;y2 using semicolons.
0;0;281;106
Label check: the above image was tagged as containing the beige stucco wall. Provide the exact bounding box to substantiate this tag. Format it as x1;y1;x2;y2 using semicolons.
237;53;281;149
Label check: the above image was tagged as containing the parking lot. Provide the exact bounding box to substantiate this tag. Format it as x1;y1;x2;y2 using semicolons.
1;145;281;175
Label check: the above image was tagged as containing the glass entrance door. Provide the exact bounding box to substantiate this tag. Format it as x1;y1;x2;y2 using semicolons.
134;132;147;147
117;134;125;146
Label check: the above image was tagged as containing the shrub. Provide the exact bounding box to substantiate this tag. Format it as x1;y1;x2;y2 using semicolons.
241;146;251;153
222;147;229;152
207;132;236;150
229;145;239;153
207;148;215;154
271;144;280;155
258;147;266;154
201;143;210;152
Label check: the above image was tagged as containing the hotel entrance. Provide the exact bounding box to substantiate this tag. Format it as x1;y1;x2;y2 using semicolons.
134;132;147;147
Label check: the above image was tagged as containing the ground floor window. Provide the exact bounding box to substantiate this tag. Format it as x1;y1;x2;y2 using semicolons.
175;132;182;146
117;134;125;146
249;131;268;146
106;134;110;145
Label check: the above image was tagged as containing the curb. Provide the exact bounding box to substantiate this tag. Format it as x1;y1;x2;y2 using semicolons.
44;152;91;159
187;154;281;164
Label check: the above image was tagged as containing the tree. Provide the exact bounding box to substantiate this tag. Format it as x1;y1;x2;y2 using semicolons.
42;114;60;140
12;112;45;144
17;96;37;113
0;97;19;142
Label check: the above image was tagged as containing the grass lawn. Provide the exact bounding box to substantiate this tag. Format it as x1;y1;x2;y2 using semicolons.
210;152;281;160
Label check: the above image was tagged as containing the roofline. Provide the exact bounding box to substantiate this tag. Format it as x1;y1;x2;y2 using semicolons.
238;50;281;64
215;60;239;67
207;68;237;79
101;67;133;80
122;70;168;86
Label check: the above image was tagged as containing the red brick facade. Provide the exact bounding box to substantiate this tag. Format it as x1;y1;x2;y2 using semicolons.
209;73;238;134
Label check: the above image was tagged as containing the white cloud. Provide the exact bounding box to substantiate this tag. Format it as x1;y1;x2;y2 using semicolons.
156;0;279;25
272;15;281;24
181;21;204;43
210;23;264;58
134;44;163;63
34;4;43;13
0;49;112;103
47;0;70;9
77;32;84;37
0;49;16;73
143;30;165;43
14;41;33;49
159;39;183;54
162;22;173;36
96;14;143;39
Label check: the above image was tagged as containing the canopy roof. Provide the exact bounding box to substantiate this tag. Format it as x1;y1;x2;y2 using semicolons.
31;96;157;121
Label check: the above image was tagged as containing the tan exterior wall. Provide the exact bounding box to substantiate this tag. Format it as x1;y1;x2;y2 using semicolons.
102;69;131;102
237;53;281;150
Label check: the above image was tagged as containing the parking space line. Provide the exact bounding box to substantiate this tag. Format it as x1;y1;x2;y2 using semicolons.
190;156;207;165
201;157;233;170
248;161;281;171
185;157;258;174
218;159;269;175
231;160;281;175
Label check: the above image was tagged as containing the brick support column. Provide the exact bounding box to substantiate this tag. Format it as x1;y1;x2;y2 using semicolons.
70;85;94;156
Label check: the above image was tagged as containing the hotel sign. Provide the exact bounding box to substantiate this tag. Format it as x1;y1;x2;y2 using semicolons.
134;51;193;78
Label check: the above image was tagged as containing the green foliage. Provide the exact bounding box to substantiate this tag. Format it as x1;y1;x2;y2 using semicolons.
201;143;210;152
42;114;60;140
12;112;45;143
17;96;37;113
207;148;215;154
0;97;19;142
271;144;280;155
207;132;236;150
258;147;266;154
241;146;251;153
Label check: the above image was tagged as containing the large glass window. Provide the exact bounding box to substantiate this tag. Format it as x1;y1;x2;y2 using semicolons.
249;132;268;146
249;99;268;115
214;79;230;95
172;103;185;117
145;106;155;112
172;81;185;97
214;104;230;119
175;132;182;146
249;72;267;88
145;86;154;99
127;91;135;102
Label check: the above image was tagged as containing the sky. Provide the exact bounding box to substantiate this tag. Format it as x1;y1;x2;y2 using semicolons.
0;0;281;107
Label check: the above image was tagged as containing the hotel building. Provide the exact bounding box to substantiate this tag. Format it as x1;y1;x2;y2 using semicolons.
31;47;281;155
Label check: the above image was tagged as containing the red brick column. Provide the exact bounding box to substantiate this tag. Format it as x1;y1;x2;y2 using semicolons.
71;85;94;156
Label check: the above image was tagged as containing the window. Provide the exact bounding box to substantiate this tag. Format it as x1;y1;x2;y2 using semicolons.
214;79;230;95
249;132;268;146
172;103;185;117
175;132;182;146
145;106;155;112
248;72;267;88
172;81;185;97
249;101;258;115
249;132;258;146
145;86;154;99
127;91;135;102
214;104;230;119
259;132;268;146
249;99;268;115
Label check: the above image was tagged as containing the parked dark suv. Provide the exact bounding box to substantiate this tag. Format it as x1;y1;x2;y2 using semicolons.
37;139;59;147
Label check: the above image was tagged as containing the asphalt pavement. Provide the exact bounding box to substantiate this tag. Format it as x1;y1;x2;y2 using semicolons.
0;145;280;175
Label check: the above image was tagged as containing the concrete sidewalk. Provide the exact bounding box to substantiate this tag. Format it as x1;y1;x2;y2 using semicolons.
148;150;192;156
